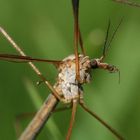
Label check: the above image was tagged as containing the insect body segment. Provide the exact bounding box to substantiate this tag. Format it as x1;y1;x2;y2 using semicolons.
54;54;91;103
54;54;119;104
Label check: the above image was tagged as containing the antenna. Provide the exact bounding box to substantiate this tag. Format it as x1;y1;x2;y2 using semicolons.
101;18;123;61
103;19;111;59
107;17;123;52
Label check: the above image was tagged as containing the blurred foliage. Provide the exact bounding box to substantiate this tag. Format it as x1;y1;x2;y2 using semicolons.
0;0;140;140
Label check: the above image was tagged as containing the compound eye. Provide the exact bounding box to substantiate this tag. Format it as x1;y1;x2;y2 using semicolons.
90;59;98;69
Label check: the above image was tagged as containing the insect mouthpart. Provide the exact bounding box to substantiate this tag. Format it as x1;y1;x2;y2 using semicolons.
90;58;119;73
107;64;119;73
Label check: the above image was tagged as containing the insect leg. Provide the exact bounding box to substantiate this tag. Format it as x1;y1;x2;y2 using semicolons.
71;0;81;82
66;99;78;140
79;28;86;56
79;100;124;140
0;27;65;102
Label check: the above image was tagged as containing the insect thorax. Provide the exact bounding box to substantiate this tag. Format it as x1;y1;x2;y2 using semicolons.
54;54;91;103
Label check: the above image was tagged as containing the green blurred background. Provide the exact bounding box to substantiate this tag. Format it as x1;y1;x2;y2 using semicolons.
0;0;140;140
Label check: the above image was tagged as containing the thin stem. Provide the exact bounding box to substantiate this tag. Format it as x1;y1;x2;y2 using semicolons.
19;95;58;140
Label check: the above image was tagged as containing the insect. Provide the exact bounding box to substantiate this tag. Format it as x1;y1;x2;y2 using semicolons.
0;0;129;140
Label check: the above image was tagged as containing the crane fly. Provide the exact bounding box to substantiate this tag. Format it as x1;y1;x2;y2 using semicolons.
0;0;126;140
